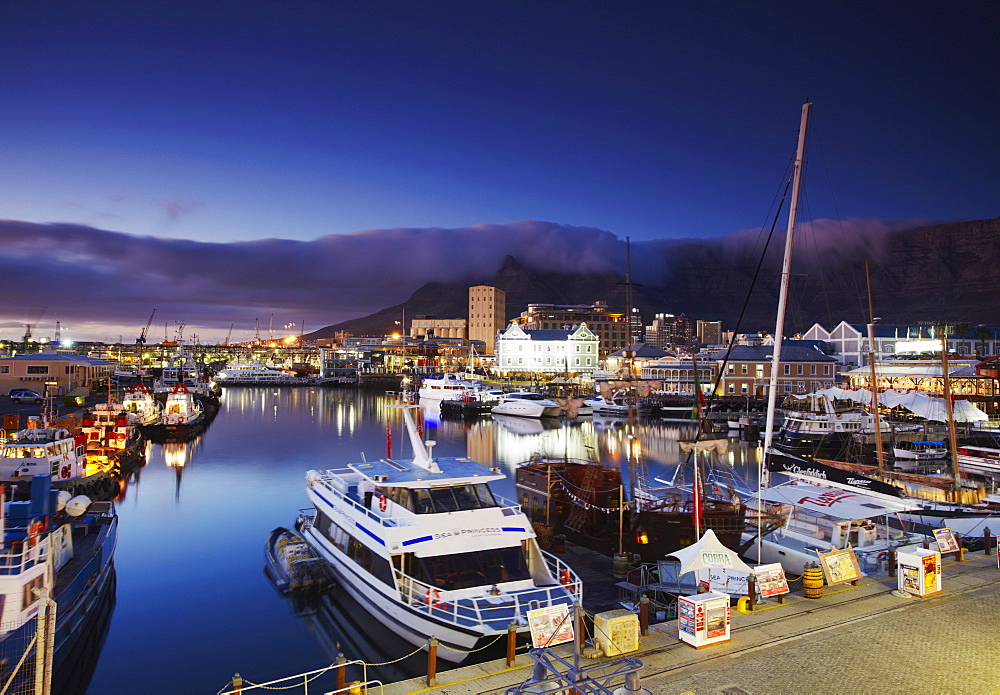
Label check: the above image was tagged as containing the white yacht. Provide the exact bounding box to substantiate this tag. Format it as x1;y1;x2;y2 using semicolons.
490;392;562;419
214;362;296;384
417;373;490;402
298;405;581;662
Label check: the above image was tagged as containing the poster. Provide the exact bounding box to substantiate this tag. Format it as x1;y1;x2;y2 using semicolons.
753;563;790;598
704;598;729;638
922;554;938;592
900;564;920;593
933;528;959;554
816;547;861;585
526;604;574;648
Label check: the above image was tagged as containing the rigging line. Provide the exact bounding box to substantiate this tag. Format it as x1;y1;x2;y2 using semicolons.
701;174;794;428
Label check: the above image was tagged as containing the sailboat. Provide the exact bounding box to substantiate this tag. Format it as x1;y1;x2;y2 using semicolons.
739;103;928;575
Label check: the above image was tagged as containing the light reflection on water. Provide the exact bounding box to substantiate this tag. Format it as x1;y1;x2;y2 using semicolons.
86;387;764;694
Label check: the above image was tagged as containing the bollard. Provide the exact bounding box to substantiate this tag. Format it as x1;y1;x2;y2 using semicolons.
335;652;347;691
426;638;438;688
639;595;649;636
888;548;897;578
747;575;756;612
985;527;993;556
506;623;517;667
956;533;964;561
230;673;243;695
922;537;929;550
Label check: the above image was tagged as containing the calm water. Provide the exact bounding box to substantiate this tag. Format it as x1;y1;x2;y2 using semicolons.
85;387;763;694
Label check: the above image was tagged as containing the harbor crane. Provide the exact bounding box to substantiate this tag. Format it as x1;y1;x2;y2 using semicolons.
137;309;156;345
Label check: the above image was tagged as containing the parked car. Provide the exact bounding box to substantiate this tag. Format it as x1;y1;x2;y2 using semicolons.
7;388;43;404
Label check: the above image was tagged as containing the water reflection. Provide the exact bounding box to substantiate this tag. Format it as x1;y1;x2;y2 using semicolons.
86;387;766;694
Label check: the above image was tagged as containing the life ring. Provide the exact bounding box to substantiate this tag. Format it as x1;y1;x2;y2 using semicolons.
425;588;442;610
378;496;388;512
27;519;45;547
560;569;572;587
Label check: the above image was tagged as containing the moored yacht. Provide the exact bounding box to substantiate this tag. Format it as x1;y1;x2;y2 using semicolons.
214;362;299;385
490;392;562;419
417;373;486;402
297;405;581;662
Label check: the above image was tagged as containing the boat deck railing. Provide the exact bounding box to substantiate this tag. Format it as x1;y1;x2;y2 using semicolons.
0;534;50;575
392;554;579;633
309;472;525;529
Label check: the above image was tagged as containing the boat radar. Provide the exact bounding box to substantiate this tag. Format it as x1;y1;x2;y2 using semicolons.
390;404;441;473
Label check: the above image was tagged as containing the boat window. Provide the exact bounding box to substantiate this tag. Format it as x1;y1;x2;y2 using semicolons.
429;487;459;512
419;547;530;590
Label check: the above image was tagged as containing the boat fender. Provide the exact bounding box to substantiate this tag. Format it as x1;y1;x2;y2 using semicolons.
378;496;388;512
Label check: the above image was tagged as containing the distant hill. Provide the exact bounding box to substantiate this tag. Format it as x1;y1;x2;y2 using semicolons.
305;217;1000;339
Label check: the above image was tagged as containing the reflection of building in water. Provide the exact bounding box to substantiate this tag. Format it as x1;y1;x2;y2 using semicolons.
464;421;497;469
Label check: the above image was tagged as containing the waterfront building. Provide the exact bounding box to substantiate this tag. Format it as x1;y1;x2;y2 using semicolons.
707;344;837;396
604;343;670;379
803;321;1000;367
494;322;598;376
0;350;114;396
639;353;719;396
841;358;998;400
512;302;626;356
468;285;506;355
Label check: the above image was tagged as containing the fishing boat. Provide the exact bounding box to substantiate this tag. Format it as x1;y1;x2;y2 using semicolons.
490;392;562;419
0;416;109;489
121;383;162;427
80;401;145;474
264;527;333;594
297;405;581;662
0;475;118;693
141;384;206;441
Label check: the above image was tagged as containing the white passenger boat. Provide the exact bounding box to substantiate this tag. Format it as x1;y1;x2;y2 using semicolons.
417;373;485;402
583;395;629;416
298;405;581;662
490;392;562;419
0;416;91;484
214;362;299;385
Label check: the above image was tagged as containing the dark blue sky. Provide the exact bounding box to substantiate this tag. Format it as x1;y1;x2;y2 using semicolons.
1;1;997;341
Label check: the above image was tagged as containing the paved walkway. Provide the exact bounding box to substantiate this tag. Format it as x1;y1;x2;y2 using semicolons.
382;551;1000;694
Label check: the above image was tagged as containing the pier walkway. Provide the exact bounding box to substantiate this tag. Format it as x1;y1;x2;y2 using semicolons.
382;548;1000;694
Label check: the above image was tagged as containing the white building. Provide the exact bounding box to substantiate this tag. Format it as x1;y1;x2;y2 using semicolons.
494;322;599;375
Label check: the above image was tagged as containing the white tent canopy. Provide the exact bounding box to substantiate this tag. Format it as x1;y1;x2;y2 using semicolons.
664;528;752;575
787;387;988;423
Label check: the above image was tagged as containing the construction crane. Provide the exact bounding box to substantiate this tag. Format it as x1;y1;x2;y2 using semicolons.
224;323;234;346
137;309;156;345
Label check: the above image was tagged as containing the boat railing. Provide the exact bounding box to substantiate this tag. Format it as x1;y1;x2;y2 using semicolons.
0;534;50;576
392;557;579;631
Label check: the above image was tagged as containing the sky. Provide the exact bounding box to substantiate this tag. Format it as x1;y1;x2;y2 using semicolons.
1;1;997;344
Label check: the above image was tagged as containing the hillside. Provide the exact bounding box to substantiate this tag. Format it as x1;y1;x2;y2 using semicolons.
306;217;1000;339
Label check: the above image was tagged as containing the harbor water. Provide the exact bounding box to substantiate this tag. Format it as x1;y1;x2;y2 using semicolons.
83;386;763;694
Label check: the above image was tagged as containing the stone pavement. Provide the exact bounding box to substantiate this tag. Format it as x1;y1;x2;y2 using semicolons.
381;551;1000;694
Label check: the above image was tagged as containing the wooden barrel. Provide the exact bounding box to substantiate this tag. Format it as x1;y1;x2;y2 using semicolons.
612;552;630;579
802;564;824;599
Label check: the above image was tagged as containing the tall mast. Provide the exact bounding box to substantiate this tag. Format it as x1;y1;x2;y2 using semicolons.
940;332;962;500
762;101;811;476
866;260;886;470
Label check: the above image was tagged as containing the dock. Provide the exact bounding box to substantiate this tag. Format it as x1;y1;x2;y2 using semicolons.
376;547;1000;694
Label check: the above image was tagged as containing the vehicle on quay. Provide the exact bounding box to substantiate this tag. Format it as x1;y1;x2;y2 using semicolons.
297;404;581;662
0;475;118;694
490;391;562;419
7;388;43;404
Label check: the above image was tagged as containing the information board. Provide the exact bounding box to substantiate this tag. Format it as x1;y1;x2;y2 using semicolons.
933;527;959;554
816;546;861;585
526;604;574;648
753;563;790;598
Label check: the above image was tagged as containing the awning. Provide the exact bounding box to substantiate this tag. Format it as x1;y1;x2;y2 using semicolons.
760;483;920;518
